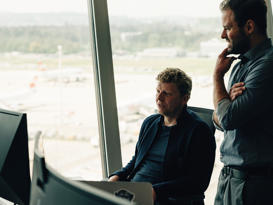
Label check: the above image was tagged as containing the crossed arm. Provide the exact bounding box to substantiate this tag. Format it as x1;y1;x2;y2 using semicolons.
213;48;245;127
213;82;245;127
213;47;273;131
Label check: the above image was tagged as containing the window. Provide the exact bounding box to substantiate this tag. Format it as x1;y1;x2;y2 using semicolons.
104;0;273;203
107;1;224;203
1;0;273;199
0;0;102;180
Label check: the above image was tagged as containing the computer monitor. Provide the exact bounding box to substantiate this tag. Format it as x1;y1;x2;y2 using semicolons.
30;132;137;205
0;109;31;205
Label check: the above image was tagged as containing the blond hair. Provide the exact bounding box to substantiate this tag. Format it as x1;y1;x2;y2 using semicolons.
156;68;192;97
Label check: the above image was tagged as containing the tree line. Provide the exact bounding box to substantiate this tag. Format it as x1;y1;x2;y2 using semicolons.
0;18;221;54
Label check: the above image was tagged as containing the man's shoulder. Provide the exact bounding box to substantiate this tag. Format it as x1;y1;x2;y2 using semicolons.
143;113;161;124
248;49;273;75
141;111;209;128
186;109;206;124
241;46;273;79
254;43;273;63
138;114;161;134
185;109;213;132
254;38;273;59
264;47;273;60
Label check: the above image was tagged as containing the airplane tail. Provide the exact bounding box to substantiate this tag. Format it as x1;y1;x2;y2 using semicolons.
29;76;38;90
38;61;45;71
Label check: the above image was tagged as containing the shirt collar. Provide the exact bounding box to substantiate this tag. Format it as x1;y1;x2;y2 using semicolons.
238;38;272;61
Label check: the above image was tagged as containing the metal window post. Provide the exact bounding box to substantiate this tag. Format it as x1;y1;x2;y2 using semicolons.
267;0;273;38
87;0;122;178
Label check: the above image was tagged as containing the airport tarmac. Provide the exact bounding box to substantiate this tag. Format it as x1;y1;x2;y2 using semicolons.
0;70;223;204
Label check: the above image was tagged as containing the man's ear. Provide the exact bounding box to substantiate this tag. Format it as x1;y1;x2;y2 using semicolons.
244;20;255;35
182;95;189;105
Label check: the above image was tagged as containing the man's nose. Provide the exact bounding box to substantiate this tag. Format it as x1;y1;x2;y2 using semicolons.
156;92;163;101
221;29;226;39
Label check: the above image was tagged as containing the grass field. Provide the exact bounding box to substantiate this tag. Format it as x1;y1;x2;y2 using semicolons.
0;55;218;75
0;54;239;77
113;58;217;75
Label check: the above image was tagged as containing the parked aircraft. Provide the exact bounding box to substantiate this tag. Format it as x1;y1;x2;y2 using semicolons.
90;92;156;147
37;67;85;83
192;75;213;87
0;81;36;111
117;92;156;117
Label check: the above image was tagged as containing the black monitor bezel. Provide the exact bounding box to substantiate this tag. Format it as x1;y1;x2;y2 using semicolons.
0;108;31;205
30;132;137;205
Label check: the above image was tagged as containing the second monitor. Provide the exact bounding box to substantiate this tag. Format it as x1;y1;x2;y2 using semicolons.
30;132;137;205
0;109;31;205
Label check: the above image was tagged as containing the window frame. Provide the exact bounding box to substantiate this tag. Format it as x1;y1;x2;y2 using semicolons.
87;0;122;178
267;0;273;38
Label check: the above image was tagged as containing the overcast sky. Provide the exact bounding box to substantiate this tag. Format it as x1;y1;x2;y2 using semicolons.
0;0;223;17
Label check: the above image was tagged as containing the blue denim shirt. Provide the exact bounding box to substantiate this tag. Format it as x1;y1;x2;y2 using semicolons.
215;38;273;168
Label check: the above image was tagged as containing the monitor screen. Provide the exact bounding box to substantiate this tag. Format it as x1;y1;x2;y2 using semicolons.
0;109;31;205
30;132;137;205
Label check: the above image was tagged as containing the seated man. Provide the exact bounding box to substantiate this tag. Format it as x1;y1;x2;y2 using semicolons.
109;68;216;205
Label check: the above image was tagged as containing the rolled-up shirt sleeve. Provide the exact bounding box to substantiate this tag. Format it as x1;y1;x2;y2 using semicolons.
217;98;231;123
213;98;231;131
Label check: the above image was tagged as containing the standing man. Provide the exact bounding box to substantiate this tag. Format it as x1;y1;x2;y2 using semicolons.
109;68;216;205
213;0;273;204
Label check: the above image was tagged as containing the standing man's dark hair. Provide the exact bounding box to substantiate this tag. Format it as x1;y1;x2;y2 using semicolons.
220;0;268;35
213;0;273;204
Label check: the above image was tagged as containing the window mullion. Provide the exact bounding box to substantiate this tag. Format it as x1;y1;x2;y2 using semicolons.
87;0;122;178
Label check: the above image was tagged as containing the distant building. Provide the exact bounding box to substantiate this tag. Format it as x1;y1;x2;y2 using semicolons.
136;47;186;59
120;32;142;42
200;38;227;58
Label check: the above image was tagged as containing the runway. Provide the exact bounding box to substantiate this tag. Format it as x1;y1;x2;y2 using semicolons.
0;70;223;204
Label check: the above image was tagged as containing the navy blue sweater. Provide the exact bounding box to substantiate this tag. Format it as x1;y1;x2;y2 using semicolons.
111;107;216;202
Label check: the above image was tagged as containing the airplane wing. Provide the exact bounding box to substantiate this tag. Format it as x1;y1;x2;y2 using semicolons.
0;80;36;111
0;100;14;110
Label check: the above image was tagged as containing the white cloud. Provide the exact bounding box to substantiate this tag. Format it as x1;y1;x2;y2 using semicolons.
0;0;88;13
107;0;222;17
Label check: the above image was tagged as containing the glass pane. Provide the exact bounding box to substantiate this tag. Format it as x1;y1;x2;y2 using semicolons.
0;0;102;180
108;1;224;203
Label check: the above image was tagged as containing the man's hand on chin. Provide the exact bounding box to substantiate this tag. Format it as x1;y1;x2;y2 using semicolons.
214;48;236;77
213;48;236;109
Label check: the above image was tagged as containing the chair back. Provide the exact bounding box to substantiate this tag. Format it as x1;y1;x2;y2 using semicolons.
188;106;215;134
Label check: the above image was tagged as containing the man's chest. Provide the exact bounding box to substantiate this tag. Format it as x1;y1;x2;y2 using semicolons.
228;63;250;90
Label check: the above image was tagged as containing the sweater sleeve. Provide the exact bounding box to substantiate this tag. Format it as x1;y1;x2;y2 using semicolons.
108;115;156;180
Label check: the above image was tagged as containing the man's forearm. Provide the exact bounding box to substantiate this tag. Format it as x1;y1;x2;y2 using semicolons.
213;48;234;109
213;72;229;109
213;111;221;127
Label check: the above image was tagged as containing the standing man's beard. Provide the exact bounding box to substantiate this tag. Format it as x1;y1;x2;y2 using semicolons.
227;29;250;55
